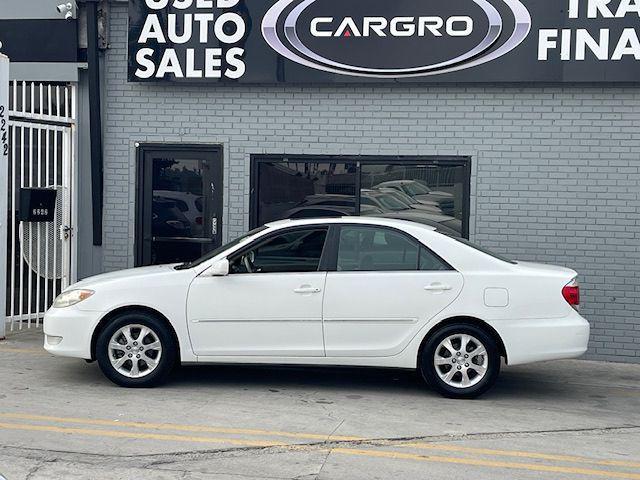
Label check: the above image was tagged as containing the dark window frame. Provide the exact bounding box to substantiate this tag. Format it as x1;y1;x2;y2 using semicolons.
250;155;471;239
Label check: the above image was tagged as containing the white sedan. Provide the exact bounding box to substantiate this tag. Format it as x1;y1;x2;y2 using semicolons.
44;217;589;398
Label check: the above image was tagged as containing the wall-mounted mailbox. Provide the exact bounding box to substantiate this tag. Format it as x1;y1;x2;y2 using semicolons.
18;188;57;222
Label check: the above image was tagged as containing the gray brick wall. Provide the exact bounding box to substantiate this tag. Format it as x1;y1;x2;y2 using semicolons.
102;3;640;363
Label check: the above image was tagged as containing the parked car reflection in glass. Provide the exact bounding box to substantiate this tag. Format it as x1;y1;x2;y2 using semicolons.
282;193;462;236
151;197;201;264
373;187;443;214
154;190;204;237
152;197;191;237
374;180;456;216
283;195;381;219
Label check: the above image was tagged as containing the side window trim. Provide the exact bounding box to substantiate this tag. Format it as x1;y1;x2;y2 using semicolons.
319;225;340;272
228;225;330;274
331;223;455;273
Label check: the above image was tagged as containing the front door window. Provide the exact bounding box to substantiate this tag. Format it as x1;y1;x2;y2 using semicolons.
230;228;328;274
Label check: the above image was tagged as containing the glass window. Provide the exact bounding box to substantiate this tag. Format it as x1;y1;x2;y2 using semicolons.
337;226;419;272
253;158;469;239
402;182;431;196
147;153;217;265
289;208;342;219
230;228;328;274
169;199;189;212
360;164;466;237
257;162;357;225
419;247;452;271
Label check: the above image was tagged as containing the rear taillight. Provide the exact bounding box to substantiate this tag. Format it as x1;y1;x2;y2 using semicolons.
562;278;580;310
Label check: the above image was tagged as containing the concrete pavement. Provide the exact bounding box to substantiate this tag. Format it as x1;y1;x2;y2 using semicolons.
0;328;639;479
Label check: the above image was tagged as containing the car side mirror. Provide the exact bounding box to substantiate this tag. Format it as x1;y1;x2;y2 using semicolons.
207;258;229;277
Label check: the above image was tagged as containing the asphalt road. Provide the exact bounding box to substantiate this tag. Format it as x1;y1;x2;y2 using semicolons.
1;328;639;480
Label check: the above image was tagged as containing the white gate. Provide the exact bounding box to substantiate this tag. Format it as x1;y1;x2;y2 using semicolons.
6;81;75;330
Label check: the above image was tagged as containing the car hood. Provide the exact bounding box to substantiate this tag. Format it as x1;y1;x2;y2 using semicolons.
415;193;453;202
69;264;183;290
409;203;442;212
429;190;454;197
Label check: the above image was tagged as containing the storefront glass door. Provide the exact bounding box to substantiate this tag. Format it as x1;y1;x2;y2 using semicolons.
136;145;223;266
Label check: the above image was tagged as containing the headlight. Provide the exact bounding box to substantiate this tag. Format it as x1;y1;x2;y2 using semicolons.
53;289;94;308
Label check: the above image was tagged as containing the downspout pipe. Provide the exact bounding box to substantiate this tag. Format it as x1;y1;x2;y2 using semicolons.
85;0;103;246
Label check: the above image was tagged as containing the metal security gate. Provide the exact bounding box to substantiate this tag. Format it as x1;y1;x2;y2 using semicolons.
5;81;75;330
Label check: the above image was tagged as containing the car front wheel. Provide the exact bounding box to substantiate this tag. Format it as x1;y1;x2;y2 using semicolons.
419;323;500;399
96;312;176;387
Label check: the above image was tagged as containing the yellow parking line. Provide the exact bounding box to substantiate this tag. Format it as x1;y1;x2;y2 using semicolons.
0;421;638;479
332;448;640;480
403;442;640;469
0;413;361;442
0;422;281;447
3;413;639;470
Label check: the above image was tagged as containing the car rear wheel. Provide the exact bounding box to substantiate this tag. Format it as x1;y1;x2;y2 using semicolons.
96;312;176;387
419;323;500;399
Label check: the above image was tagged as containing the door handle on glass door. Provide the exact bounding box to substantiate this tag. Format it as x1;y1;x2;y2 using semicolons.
424;283;452;292
293;287;321;294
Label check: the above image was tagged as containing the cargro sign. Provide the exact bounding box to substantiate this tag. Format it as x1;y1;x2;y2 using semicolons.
128;0;640;83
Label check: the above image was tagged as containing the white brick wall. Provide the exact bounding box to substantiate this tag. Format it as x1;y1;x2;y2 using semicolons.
102;4;640;363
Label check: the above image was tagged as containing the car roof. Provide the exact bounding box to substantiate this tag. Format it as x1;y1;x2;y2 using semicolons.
265;216;437;231
378;180;412;185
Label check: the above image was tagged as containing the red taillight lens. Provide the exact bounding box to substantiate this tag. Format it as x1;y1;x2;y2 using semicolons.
196;217;203;225
562;279;580;309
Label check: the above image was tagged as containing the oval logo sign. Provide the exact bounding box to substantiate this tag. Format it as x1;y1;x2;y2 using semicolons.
262;0;531;78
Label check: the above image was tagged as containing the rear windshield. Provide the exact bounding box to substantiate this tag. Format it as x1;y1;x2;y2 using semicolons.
445;235;517;264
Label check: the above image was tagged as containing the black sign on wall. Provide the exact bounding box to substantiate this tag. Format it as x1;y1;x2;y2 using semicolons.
128;0;640;83
19;188;57;222
0;20;77;63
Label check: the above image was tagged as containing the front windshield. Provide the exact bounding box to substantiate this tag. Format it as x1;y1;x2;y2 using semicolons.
389;190;417;205
176;226;268;269
403;182;431;196
375;194;410;211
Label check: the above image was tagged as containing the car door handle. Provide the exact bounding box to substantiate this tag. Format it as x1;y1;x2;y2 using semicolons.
424;283;452;292
294;287;321;294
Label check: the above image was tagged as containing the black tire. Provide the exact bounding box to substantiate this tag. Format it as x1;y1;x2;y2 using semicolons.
96;311;177;387
419;323;500;399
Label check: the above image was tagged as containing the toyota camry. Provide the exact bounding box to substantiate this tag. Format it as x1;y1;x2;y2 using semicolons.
44;217;589;398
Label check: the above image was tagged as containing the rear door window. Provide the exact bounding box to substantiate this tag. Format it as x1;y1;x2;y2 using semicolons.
337;226;419;271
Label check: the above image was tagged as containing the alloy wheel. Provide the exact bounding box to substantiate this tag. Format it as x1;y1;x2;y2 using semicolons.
108;324;163;378
433;333;488;388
